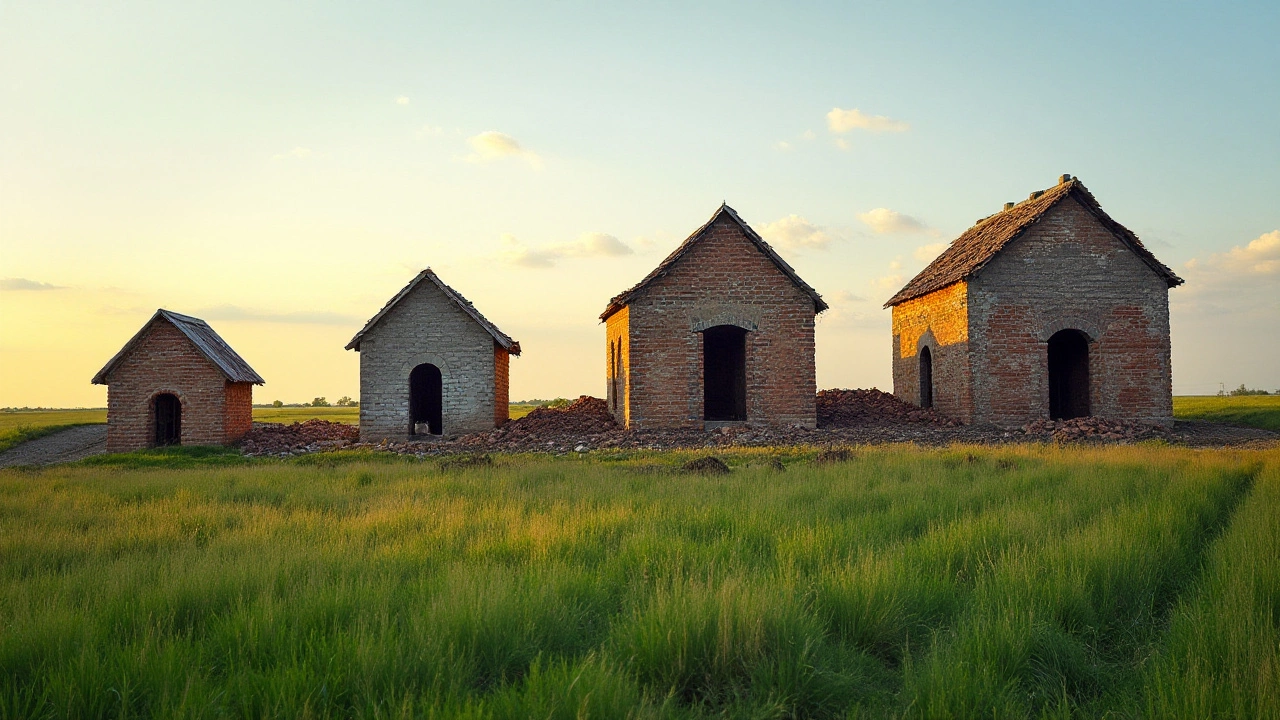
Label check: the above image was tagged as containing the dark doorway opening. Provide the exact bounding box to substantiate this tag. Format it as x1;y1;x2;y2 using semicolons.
154;393;181;446
919;346;934;409
1048;330;1090;420
703;325;747;421
409;363;443;435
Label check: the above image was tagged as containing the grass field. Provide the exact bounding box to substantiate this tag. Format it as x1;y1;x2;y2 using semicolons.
1;445;1276;718
0;410;106;453
1;405;546;450
1173;395;1280;431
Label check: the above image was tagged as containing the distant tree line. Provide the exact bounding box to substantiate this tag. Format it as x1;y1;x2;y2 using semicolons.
1218;384;1274;396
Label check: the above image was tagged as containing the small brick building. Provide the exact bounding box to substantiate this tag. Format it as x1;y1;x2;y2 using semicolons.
886;176;1183;427
601;204;827;430
347;268;520;440
91;309;264;452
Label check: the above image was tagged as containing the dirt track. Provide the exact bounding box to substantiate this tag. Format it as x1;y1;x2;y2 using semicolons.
0;425;108;468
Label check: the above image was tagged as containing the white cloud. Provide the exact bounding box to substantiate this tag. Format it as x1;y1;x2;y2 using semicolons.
1;277;64;291
395;96;410;105
197;304;362;325
1177;230;1280;316
500;232;633;269
858;208;928;234
1198;230;1280;275
774;140;792;151
759;215;835;251
467;131;541;167
826;107;909;134
913;242;948;262
416;124;444;138
272;147;313;160
835;138;851;151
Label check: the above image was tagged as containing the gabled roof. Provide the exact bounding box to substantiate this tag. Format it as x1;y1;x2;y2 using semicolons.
599;203;828;321
92;309;265;385
885;177;1183;307
345;268;521;354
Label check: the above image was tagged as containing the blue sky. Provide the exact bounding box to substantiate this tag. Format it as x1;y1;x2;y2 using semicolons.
2;0;1277;405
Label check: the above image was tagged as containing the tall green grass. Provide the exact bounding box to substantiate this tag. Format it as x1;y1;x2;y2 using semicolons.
0;445;1274;718
1142;459;1280;718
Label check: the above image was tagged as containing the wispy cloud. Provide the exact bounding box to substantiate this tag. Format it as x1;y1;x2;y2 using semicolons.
196;304;362;325
827;107;909;134
467;131;541;167
500;232;633;269
395;96;410;105
759;215;836;251
858;208;928;234
1187;230;1280;276
272;147;313;160
1;278;65;291
1176;230;1280;318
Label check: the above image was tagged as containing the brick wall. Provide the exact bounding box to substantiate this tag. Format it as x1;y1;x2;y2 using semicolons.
616;215;818;429
968;197;1174;426
493;344;510;427
223;382;254;442
605;306;630;426
102;321;234;452
890;281;973;421
356;281;499;440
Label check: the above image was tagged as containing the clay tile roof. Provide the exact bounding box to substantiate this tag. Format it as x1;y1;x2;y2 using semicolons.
884;178;1183;307
345;268;521;355
599;203;828;321
91;309;265;385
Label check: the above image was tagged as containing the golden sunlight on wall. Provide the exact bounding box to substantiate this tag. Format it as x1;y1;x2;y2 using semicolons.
892;282;969;358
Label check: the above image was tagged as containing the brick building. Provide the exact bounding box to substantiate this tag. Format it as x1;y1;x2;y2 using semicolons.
347;268;520;440
91;309;264;452
886;176;1183;427
601;204;827;429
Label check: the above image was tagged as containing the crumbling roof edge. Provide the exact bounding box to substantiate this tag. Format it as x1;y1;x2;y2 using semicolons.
345;268;522;355
599;203;828;321
884;179;1183;308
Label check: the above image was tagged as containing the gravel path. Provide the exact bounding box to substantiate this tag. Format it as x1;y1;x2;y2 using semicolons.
0;425;108;468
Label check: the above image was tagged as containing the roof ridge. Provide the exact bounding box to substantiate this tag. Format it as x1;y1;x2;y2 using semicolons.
599;203;827;321
885;178;1182;307
345;268;521;354
92;309;264;385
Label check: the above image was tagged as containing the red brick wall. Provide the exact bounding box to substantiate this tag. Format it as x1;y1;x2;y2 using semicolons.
102;321;234;452
493;344;510;427
605;306;630;426
223;382;254;442
968;196;1175;426
617;215;818;429
890;282;973;422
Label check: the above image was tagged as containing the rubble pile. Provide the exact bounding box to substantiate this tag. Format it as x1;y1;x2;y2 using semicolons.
505;396;617;435
817;388;961;428
240;420;360;456
1020;417;1170;443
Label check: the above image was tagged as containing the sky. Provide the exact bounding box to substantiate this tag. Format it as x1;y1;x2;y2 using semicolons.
2;0;1278;407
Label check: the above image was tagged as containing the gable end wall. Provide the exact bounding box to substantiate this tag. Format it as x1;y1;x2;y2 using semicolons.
622;216;817;429
357;281;498;440
103;322;242;452
968;197;1174;426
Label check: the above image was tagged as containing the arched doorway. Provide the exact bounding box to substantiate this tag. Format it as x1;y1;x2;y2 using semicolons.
702;325;747;421
919;346;934;409
1048;330;1090;420
409;363;443;435
154;393;181;446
